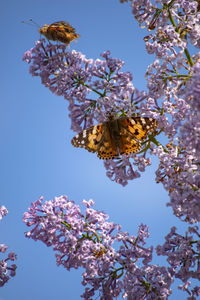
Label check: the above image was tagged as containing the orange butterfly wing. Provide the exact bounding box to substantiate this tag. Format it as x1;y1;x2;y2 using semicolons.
71;123;118;159
117;117;158;155
71;117;158;160
39;21;80;44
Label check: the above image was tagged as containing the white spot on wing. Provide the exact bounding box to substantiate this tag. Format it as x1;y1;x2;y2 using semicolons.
83;130;87;138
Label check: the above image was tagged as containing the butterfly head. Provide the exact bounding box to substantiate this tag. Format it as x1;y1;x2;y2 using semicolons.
38;24;49;36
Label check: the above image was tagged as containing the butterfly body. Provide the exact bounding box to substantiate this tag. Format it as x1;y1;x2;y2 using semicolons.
39;21;80;45
71;117;158;160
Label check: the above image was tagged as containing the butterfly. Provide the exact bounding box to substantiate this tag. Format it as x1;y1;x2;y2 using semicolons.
71;117;158;159
39;21;80;45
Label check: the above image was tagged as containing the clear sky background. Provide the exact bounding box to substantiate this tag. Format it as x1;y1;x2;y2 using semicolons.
0;0;188;299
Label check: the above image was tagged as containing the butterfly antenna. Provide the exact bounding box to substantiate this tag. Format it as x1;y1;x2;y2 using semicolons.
21;18;40;28
29;18;40;28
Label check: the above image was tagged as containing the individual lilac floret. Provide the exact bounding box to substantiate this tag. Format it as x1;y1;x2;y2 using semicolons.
0;206;8;220
0;206;17;287
22;50;33;63
24;196;173;299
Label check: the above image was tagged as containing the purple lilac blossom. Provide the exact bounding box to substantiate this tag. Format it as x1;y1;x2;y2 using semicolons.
118;0;200;223
123;0;200;49
154;145;200;223
24;196;173;299
154;64;200;223
0;206;8;220
0;206;17;287
156;226;200;298
121;0;197;140
23;41;158;186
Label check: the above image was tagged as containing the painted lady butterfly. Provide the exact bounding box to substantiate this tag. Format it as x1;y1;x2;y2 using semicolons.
71;117;158;159
39;21;80;45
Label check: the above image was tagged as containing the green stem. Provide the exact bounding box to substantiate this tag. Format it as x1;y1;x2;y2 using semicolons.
167;6;194;67
166;74;191;79
167;7;176;27
81;82;105;97
73;75;105;97
112;267;124;279
163;74;192;82
149;135;169;153
184;48;194;67
150;136;162;147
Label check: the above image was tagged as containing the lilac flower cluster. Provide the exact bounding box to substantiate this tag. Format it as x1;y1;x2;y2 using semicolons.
115;1;200;221
125;0;200;50
119;0;198;138
179;63;200;159
117;1;200;297
23;42;136;130
24;196;173;299
156;226;200;299
0;206;17;287
154;146;200;223
153;63;200;223
23;41;158;185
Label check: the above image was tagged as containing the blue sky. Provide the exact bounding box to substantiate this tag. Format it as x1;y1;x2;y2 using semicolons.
0;0;188;299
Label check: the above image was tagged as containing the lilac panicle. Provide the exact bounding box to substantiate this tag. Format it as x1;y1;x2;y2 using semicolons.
0;206;17;287
154;63;200;224
156;226;200;298
114;0;200;220
23;41;158;186
24;196;173;299
123;0;200;50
